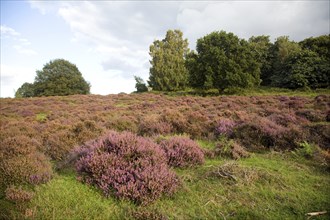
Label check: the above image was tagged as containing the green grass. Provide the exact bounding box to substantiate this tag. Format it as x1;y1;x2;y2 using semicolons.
35;112;48;122
26;151;329;220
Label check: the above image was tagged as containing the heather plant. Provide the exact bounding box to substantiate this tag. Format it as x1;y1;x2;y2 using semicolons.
5;185;34;203
160;109;188;134
233;117;289;150
0;136;53;188
159;136;205;168
215;118;236;137
138;114;173;136
305;124;330;150
70;120;104;144
185;110;212;138
75;131;179;204
104;115;138;133
43;130;76;161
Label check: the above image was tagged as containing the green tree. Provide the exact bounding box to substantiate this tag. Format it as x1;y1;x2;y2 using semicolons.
189;31;260;92
148;30;189;91
270;36;302;87
299;35;330;59
15;82;35;98
248;35;273;86
134;76;148;93
274;49;329;89
33;59;90;96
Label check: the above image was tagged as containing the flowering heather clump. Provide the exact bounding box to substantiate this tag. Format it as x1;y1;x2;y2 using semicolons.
215;118;236;137
0;136;53;187
159;136;205;168
185;111;211;138
43;130;76;161
75;131;179;205
138;114;173;136
233;117;288;150
71;120;104;144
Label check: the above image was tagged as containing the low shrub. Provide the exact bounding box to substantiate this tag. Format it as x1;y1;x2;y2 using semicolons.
293;141;330;169
138;114;173;136
70;120;104;144
214;118;236;137
185;111;212;138
161;109;188;134
306;124;330;150
43;130;76;161
293;141;315;158
0;136;53;188
75;131;179;205
233;117;292;150
214;139;249;160
131;208;168;220
159;136;205;168
5;185;34;203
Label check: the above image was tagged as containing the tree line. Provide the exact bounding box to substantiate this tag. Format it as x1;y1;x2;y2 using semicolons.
15;30;329;98
136;30;329;93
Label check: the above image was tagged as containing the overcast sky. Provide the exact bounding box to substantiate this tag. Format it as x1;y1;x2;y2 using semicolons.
1;0;329;97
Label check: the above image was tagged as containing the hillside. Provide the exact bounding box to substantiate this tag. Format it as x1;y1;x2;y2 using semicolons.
1;93;329;219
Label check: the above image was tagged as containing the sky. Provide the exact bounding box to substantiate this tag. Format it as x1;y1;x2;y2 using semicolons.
1;0;329;98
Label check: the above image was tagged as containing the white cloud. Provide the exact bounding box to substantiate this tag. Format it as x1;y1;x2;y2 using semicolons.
18;38;31;46
13;45;37;56
0;25;20;37
0;64;35;98
1;25;37;56
9;0;327;97
177;1;330;46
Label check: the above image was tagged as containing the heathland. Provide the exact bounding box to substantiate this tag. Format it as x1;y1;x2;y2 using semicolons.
1;90;329;219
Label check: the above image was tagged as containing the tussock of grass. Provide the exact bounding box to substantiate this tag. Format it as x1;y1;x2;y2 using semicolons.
30;173;133;220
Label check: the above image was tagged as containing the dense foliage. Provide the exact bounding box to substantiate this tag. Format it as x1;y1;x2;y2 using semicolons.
144;30;329;92
148;30;189;91
188;31;261;92
0;136;53;188
159;136;205;168
15;59;90;97
134;76;148;93
74;131;179;204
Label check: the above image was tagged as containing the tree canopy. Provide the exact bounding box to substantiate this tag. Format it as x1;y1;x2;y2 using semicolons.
188;31;261;92
148;29;189;91
16;59;90;98
134;76;148;93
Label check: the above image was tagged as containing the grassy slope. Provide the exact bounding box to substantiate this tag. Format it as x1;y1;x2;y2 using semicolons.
30;151;330;220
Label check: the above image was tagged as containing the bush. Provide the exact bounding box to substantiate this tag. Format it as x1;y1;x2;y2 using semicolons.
214;139;249;160
138;114;173;136
233;117;291;150
70;120;104;144
43;130;76;161
215;118;236;137
5;185;34;203
75;131;179;204
159;136;205;168
0;136;53;188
